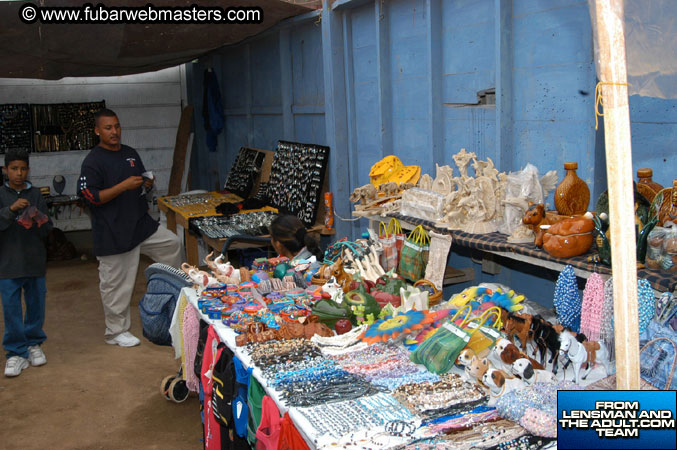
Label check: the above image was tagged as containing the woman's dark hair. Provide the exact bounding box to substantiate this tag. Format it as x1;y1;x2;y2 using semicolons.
270;215;322;259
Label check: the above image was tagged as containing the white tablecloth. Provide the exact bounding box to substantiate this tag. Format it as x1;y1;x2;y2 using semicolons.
176;287;320;448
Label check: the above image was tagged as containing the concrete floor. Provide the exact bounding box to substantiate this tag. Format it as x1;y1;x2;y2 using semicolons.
0;256;202;449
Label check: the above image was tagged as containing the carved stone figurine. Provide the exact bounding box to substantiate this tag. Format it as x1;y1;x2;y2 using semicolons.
378;181;400;197
349;184;378;206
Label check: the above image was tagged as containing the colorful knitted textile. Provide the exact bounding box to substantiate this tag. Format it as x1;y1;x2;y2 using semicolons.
580;273;605;341
600;277;615;360
182;304;201;392
554;265;581;332
637;279;655;334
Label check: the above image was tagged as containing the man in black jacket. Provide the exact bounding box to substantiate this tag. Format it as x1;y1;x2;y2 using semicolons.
0;149;53;376
78;109;183;347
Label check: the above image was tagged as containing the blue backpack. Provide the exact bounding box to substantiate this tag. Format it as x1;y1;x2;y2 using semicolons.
139;263;192;346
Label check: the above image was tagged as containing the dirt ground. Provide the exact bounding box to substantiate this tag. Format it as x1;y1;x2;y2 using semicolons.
0;256;203;450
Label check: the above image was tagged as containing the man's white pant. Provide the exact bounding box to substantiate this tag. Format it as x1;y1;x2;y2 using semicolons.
96;226;183;339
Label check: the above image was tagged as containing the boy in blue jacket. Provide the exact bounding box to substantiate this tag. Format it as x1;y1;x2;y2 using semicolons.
0;149;53;377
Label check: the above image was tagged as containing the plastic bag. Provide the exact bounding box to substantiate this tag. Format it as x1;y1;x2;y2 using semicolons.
378;221;399;272
463;307;504;355
388;217;406;256
398;225;430;282
499;164;557;236
410;306;494;374
646;223;677;273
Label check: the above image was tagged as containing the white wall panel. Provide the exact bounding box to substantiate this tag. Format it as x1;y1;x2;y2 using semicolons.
0;65;185;230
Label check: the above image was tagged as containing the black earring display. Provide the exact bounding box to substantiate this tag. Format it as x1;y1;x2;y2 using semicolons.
267;140;330;226
223;147;267;198
0;104;32;154
31;101;105;152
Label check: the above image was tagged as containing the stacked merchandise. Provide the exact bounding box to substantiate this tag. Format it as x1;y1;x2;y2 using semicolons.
171;221;672;449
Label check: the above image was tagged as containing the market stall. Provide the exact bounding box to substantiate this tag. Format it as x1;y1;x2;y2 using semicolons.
161;175;675;449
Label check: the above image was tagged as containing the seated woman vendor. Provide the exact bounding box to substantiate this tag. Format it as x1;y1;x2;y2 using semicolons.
270;215;323;264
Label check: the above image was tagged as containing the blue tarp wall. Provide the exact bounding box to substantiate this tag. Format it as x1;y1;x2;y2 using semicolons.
186;0;676;306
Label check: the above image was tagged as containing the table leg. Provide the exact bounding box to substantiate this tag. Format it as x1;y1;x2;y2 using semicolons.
185;229;199;266
166;211;177;233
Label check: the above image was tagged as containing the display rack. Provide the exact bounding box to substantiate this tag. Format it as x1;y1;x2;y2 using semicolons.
0;103;32;154
268;140;330;226
31;101;105;152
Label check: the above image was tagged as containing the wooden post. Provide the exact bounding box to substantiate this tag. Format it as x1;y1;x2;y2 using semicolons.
593;0;639;389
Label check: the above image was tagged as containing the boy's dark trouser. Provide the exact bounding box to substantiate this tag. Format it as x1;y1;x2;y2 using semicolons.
0;277;47;359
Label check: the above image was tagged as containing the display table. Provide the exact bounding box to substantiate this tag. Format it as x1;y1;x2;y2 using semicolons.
158;192;243;265
365;213;675;293
178;287;319;449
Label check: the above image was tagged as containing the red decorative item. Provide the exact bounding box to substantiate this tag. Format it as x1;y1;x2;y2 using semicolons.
335;319;352;335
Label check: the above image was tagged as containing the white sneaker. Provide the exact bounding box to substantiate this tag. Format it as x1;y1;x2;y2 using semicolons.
105;332;140;347
5;356;29;377
27;345;47;366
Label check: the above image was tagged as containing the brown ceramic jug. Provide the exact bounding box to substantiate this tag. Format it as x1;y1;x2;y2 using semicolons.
636;168;664;203
554;162;590;216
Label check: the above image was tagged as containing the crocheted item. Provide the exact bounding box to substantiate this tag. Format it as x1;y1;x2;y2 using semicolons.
520;407;556;438
496;381;579;422
600;277;615;361
424;230;452;290
580;273;605;342
553;265;581;332
637;279;655;334
182;304;201;392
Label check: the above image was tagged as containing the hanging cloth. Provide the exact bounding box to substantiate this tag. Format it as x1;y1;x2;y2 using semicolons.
255;395;282;450
278;412;309;450
203;68;225;153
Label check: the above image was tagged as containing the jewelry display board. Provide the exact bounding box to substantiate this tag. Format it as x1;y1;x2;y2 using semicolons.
268;140;330;227
31;101;105;152
0;104;32;154
223;147;267;198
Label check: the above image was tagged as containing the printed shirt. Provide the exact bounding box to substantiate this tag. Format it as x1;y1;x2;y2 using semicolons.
78;144;158;256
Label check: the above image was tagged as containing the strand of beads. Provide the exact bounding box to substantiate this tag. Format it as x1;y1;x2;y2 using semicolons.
296;392;417;442
392;373;486;418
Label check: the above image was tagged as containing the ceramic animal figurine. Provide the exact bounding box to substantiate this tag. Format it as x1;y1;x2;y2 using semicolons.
204;252;240;284
559;330;610;385
321;277;344;304
493;337;545;373
529;315;562;372
181;262;217;292
465;355;492;386
483;368;525;407
522;203;553;247
457;347;490;368
503;313;532;351
554;162;590;216
542;213;595;258
511;358;557;385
